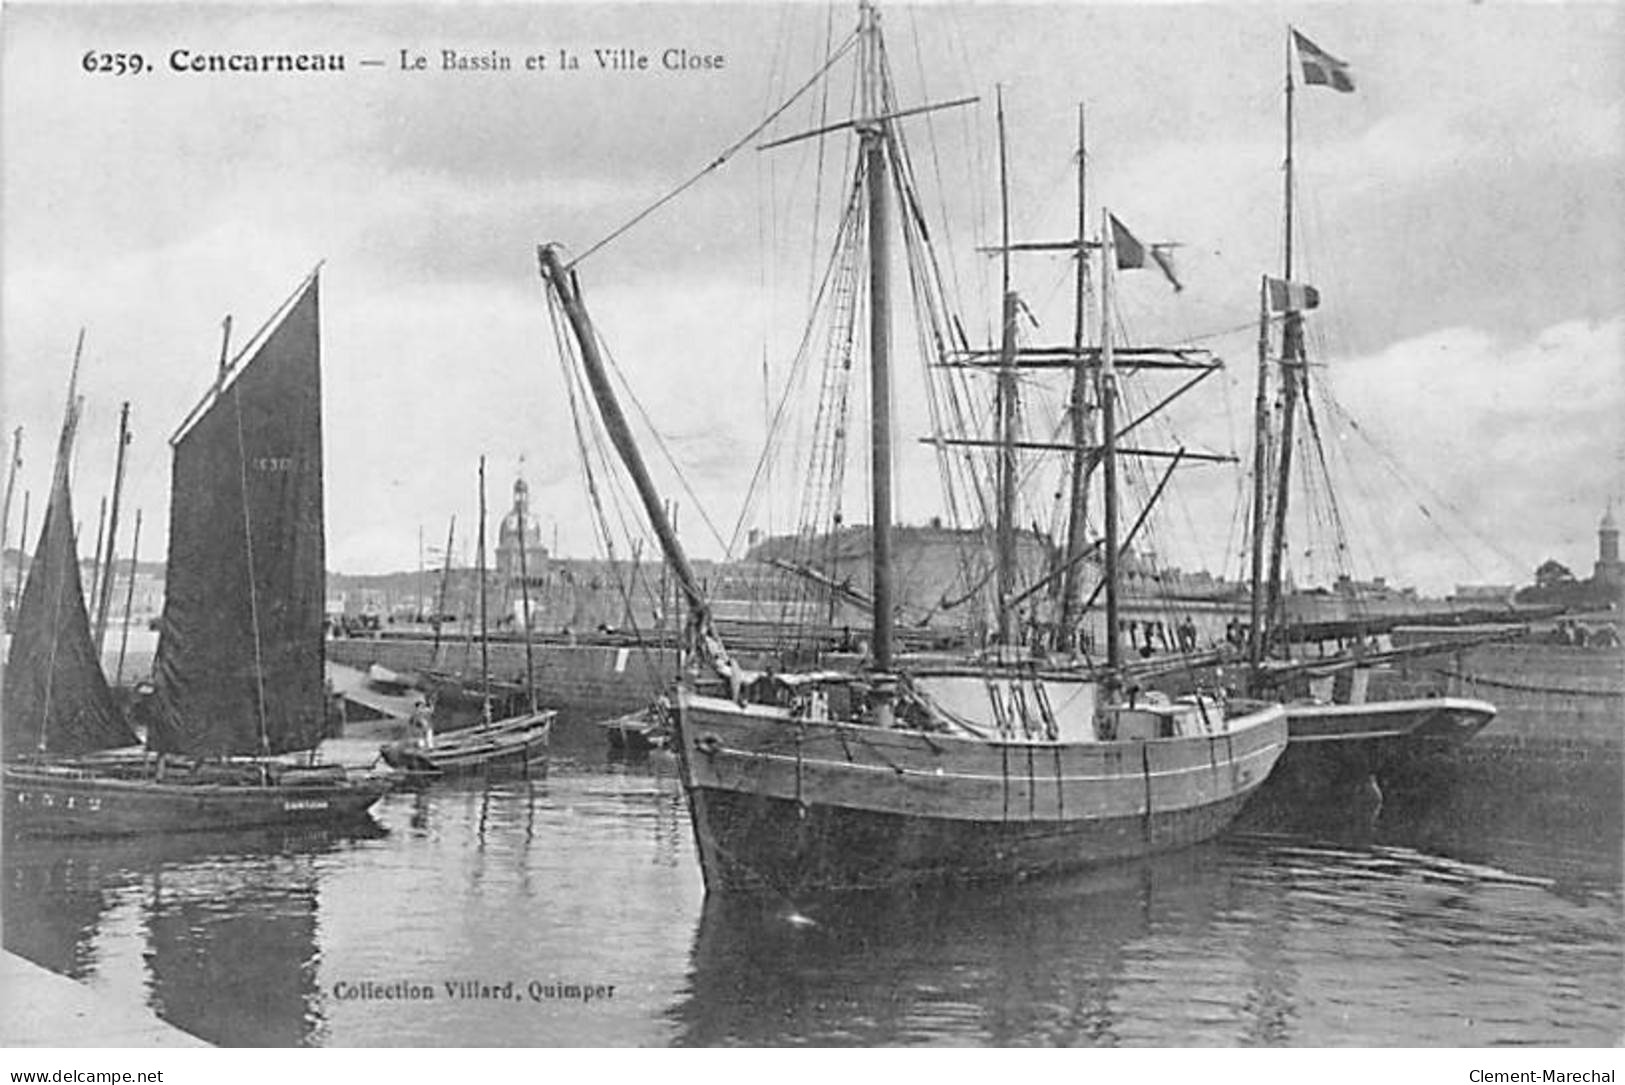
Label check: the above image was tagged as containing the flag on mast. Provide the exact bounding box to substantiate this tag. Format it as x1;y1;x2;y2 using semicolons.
1265;276;1321;312
1109;215;1182;292
1292;29;1355;93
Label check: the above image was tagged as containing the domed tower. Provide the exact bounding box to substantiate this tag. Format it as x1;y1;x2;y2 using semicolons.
496;478;549;589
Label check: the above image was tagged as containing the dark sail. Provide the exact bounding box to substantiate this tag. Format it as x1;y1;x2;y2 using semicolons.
2;422;138;757
151;276;326;757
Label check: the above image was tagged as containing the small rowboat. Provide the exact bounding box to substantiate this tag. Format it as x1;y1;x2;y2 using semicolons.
380;709;555;777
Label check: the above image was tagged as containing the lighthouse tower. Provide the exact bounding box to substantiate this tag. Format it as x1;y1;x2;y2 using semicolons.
1595;504;1622;591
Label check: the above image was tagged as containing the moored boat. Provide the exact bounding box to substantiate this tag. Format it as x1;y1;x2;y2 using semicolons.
675;685;1284;894
537;2;1287;898
1237;29;1498;773
5;270;392;836
379;708;554;776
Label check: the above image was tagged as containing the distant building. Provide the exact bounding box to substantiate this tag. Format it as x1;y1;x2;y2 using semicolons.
1333;573;1417;600
495;478;550;592
1595;504;1622;592
1514;505;1625;609
1451;583;1516;605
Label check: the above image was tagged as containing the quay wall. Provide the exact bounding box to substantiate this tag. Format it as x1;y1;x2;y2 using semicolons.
326;635;682;727
1385;643;1622;748
1379;642;1621;795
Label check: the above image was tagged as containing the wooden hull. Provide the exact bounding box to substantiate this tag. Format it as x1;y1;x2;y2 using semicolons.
674;691;1288;896
1286;696;1496;746
3;763;392;837
379;710;553;776
1276;696;1496;787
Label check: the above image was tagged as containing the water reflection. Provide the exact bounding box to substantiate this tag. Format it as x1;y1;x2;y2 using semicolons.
671;847;1270;1046
670;759;1622;1047
5;826;385;1046
1;742;1618;1047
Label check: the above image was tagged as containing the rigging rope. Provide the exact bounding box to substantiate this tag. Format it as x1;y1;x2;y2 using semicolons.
569;30;860;270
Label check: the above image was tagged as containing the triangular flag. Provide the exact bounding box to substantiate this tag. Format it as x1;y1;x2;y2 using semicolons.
1292;30;1355;93
1110;215;1182;292
1109;214;1145;270
1266;276;1321;312
1151;245;1184;293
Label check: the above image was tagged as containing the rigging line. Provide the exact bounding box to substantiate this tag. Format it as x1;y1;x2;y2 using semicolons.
554;283;699;670
549;289;633;638
1321;389;1527;576
230;380;271;756
733;175;865;557
1307;374;1389;587
904;213;991;606
803;0;838;317
1299;382;1354;578
901;6;973;326
889;120;989;536
593;332;731;556
1185;321;1261;345
570;29;860;270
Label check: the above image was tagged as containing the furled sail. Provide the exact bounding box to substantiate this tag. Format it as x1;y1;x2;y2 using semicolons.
150;275;326;757
2;411;138;758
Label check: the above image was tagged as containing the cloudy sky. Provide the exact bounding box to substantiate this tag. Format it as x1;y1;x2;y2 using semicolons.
2;1;1619;596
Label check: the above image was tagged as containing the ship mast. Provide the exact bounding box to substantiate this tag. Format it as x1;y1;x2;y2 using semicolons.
1;427;21;575
1247;275;1273;668
1259;28;1306;662
92;401;132;652
1058;104;1092;651
861;0;896;690
478;455;490;721
432;515;455;665
993;86;1019;649
540;2;969;699
1099;209;1122;674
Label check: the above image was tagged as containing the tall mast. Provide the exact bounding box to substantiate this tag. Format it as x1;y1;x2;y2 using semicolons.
1099;209;1122;674
11;491;29;615
114;508;143;687
994;85;1019;648
1247;276;1272;667
861;0;895;685
515;480;537;713
478;455;490;720
1;427;21;573
93;401;131;651
1058;103;1092;649
1263;29;1303;648
88;496;107;615
432;515;456;663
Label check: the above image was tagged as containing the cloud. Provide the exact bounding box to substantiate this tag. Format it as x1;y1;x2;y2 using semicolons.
1301;317;1625;592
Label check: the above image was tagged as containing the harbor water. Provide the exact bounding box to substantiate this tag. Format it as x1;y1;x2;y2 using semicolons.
3;721;1620;1047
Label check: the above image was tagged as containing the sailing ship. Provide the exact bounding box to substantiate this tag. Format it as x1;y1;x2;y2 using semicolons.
377;456;554;777
539;4;1287;896
4;271;392;835
1241;29;1495;775
2;351;142;770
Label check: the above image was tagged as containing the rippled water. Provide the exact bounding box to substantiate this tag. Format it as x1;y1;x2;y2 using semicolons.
4;731;1620;1047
